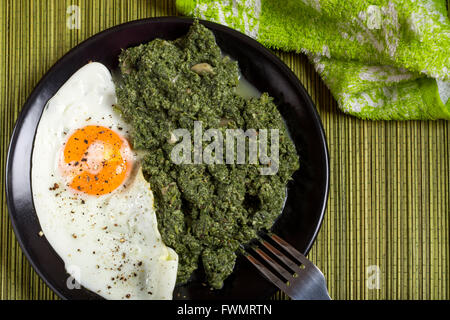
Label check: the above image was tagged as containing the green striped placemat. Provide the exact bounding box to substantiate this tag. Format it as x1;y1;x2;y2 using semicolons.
0;0;449;300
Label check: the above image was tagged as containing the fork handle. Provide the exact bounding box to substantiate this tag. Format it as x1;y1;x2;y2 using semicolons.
288;268;331;300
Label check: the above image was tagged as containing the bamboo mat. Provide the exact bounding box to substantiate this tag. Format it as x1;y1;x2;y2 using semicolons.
1;0;449;300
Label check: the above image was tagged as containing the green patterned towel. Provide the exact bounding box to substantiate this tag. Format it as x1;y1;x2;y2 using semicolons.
176;0;450;120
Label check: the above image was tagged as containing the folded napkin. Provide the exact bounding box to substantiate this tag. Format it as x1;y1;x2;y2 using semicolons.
176;0;450;120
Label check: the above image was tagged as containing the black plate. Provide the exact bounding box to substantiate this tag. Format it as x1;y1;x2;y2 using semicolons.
6;17;329;300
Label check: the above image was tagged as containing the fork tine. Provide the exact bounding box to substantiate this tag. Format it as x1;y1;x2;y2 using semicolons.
253;248;293;281
271;234;312;267
246;236;331;300
261;240;304;275
245;253;290;293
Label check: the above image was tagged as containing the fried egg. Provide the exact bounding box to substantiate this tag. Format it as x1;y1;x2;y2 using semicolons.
31;62;178;300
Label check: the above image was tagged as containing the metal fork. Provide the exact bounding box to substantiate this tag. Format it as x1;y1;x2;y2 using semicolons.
245;234;331;300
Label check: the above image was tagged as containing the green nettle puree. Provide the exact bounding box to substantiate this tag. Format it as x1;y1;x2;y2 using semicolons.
115;21;299;289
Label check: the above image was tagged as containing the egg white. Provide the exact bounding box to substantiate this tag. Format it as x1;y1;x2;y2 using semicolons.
31;62;178;300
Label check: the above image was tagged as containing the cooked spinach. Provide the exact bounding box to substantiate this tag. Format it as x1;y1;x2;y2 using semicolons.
115;21;299;289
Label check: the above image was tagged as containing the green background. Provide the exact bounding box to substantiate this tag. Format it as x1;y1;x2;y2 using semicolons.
0;0;449;300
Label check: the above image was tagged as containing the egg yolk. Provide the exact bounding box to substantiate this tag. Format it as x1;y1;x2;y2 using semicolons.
61;125;133;196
